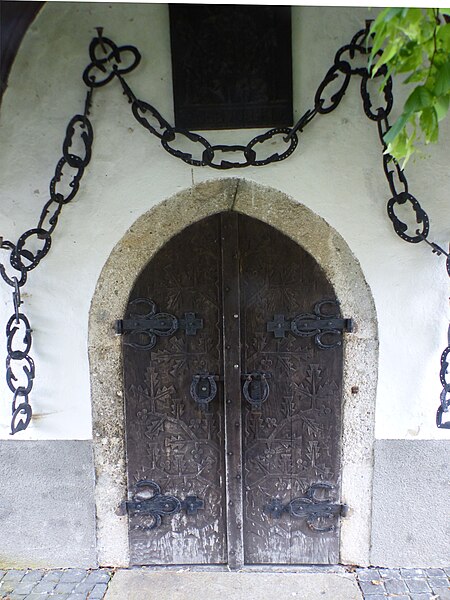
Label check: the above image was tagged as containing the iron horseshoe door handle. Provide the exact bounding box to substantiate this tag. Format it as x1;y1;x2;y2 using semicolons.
242;371;271;411
190;373;218;410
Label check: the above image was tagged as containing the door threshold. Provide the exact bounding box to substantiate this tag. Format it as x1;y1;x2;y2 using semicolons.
128;564;348;573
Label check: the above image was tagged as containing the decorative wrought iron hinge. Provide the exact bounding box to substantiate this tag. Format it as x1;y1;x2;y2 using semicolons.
264;483;348;533
267;299;353;349
116;298;203;350
117;480;204;530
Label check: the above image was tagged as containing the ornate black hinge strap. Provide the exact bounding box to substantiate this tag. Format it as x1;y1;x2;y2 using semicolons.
117;479;204;530
116;298;203;350
267;300;353;350
264;483;348;533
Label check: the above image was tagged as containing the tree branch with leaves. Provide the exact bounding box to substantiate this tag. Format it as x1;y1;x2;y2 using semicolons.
369;7;450;166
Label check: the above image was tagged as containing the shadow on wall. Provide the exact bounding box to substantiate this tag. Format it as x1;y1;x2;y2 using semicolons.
0;1;44;103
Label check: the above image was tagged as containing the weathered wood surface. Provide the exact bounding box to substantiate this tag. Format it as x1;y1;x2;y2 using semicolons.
123;213;343;566
124;216;226;565
239;215;342;564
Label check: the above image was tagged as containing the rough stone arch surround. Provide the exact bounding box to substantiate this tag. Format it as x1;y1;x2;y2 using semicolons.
88;178;378;567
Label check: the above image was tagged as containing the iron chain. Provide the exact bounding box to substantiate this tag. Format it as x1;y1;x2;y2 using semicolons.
0;84;96;433
1;25;449;432
351;28;450;428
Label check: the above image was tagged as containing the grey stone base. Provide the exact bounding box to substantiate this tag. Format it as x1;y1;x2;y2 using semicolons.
0;441;97;569
104;571;362;600
371;440;450;567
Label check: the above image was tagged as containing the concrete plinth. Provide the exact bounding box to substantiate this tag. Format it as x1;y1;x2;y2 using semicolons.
104;570;363;600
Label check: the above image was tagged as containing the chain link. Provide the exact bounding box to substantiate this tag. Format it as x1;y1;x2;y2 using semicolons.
1;26;449;432
437;326;450;429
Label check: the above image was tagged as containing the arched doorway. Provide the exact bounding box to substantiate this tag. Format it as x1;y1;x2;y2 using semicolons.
120;212;347;567
88;178;377;567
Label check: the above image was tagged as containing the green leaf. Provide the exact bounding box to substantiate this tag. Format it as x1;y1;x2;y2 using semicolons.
434;60;450;96
404;86;434;113
371;40;401;76
403;69;427;84
434;94;450;121
383;113;410;145
368;8;450;162
375;7;404;24
436;22;450;49
395;46;424;73
420;106;439;143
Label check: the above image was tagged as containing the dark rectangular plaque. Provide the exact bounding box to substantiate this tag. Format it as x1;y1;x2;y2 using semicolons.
169;4;293;130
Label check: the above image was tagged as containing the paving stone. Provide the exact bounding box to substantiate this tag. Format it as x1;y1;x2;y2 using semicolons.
379;568;402;579
83;571;111;585
427;569;447;578
53;582;77;594
409;594;438;600
385;578;408;594
59;569;88;583
358;579;386;595
401;569;426;578
20;571;45;584
0;571;6;580
6;594;27;600
10;583;36;595
88;582;109;598
360;596;386;600
70;594;90;600
357;569;381;581
73;581;95;594
433;588;450;600
428;577;450;590
385;596;410;600
2;571;26;583
93;570;112;583
406;578;432;593
41;571;63;583
31;579;57;593
0;581;16;594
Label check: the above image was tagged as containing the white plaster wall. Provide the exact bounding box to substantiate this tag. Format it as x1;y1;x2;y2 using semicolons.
0;3;449;441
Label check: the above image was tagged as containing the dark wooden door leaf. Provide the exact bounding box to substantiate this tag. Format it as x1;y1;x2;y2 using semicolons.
122;213;343;566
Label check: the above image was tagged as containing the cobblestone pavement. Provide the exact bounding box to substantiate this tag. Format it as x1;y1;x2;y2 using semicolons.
1;566;449;599
356;567;450;600
0;569;113;600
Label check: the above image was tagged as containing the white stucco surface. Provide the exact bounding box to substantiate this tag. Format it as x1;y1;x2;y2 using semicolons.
0;4;449;441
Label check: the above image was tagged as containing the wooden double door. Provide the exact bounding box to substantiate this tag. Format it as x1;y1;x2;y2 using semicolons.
122;212;345;567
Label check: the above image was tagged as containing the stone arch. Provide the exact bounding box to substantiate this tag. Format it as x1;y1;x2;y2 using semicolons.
88;178;378;567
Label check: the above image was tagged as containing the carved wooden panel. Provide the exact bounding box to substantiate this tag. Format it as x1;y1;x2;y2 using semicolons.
123;212;343;567
239;215;343;564
123;216;226;565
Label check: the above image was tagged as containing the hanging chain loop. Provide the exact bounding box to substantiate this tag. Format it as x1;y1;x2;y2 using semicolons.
1;67;102;433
